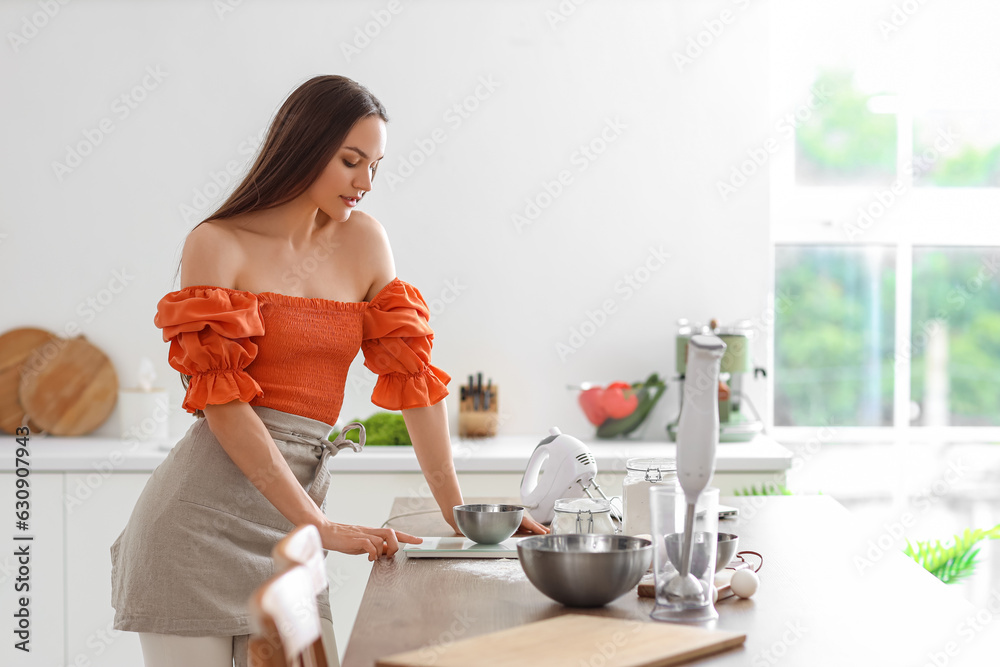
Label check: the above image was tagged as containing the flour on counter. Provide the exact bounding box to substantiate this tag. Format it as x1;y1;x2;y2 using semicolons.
442;558;527;582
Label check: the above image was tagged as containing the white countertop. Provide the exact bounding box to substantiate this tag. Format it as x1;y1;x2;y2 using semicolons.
2;432;792;474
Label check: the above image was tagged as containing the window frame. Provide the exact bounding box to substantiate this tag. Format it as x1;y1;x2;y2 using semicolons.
768;72;1000;444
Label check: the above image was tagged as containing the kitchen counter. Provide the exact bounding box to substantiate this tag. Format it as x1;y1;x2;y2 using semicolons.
342;495;992;667
0;431;791;666
0;431;792;473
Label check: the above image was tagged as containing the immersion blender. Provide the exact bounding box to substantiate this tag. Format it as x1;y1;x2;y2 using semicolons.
666;333;727;601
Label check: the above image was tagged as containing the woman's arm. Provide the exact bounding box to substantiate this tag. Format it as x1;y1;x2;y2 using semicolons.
360;213;545;534
402;400;464;533
403;399;548;535
204;400;420;560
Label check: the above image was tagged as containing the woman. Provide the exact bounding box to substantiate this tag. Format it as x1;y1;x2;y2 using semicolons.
110;75;546;667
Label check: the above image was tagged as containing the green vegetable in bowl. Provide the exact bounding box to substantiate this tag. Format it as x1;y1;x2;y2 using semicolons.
595;373;667;439
338;412;413;447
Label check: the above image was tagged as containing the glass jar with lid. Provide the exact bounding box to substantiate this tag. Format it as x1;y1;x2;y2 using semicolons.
622;457;678;536
550;497;618;535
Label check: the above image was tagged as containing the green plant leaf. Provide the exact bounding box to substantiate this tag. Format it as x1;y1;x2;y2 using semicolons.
903;523;1000;584
734;483;793;496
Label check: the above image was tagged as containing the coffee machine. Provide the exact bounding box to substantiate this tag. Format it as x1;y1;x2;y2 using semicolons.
666;318;766;443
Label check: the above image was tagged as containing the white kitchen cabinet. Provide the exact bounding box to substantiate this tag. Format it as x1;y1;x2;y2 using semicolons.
0;472;65;667
65;473;149;667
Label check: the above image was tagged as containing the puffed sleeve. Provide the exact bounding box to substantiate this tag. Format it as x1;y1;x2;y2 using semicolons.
361;278;451;410
153;286;265;414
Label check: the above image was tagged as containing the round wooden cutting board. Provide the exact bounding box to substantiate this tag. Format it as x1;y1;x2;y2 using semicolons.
18;335;118;436
0;327;61;434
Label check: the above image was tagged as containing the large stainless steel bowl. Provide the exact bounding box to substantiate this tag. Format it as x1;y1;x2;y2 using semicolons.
517;534;652;607
453;504;524;544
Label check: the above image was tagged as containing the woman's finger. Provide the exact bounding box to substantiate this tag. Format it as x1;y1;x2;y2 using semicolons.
381;528;400;557
359;537;378;562
391;530;422;545
517;516;549;534
368;533;385;560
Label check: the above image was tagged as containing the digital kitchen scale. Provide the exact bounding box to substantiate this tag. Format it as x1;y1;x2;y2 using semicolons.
402;536;525;558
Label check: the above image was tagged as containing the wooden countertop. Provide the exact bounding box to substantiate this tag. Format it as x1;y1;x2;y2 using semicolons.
342;495;988;666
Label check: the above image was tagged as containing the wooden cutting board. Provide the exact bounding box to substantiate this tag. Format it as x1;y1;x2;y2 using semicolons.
18;335;118;436
375;614;745;667
0;327;60;434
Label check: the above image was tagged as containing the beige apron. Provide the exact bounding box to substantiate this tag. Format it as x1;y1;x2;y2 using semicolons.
110;405;364;665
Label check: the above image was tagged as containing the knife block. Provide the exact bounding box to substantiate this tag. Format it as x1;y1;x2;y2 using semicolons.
458;385;498;438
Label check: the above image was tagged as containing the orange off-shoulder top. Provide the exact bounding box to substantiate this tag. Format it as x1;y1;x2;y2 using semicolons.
152;277;451;426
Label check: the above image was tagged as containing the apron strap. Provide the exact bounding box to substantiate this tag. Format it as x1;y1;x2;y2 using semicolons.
307;422;366;507
233;633;249;667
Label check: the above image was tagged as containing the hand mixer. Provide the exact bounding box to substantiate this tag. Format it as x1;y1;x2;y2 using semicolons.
666;333;727;601
520;427;615;525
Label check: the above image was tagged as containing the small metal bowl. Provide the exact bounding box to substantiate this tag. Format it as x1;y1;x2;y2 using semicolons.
453;504;524;544
717;533;739;572
662;531;741;577
517;534;652;607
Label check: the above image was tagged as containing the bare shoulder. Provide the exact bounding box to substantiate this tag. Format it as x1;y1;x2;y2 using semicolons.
345;210;396;300
344;209;387;244
179;221;245;290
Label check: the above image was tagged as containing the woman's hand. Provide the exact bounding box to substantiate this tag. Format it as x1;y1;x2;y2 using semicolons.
514;514;549;535
319;521;422;561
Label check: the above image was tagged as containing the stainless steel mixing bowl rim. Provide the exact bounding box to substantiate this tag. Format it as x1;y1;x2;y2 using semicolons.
454;504;526;513
516;536;652;552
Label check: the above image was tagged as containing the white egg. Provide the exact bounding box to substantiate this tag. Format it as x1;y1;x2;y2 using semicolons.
730;569;760;599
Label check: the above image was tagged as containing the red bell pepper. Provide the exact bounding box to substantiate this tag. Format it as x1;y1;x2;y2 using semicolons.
578;387;608;426
601;381;639;419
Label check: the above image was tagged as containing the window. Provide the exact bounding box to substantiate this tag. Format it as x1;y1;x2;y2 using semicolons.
770;0;1000;442
774;246;895;427
911;247;1000;427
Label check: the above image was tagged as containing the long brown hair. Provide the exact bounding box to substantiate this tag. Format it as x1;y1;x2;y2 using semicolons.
173;75;388;414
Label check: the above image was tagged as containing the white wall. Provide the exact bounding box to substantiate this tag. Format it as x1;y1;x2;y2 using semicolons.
0;0;771;440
